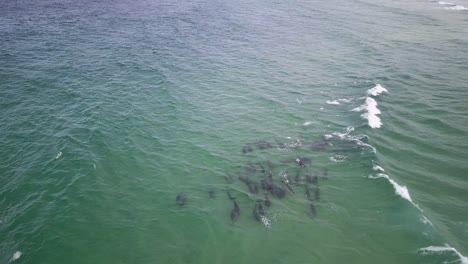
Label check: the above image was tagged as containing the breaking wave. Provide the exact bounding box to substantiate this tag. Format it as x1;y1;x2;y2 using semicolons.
419;245;468;264
437;1;468;10
352;84;388;129
369;173;413;203
367;84;388;96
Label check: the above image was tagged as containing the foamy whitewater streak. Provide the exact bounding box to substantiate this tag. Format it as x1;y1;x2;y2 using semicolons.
369;173;431;225
445;5;468;10
331;126;377;153
419;245;468;264
437;1;468;10
260;215;271;228
352;97;383;128
372;164;385;172
352;84;388;128
367;84;388;96
329;155;346;162
326;100;340;105
326;98;353;105
370;173;412;202
9;251;21;262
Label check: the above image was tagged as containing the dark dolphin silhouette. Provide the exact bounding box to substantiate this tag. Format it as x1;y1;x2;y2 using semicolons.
295;158;306;168
242;145;253;154
272;184;286;199
208;187;215;198
253;201;265;221
314;187;320;201
258;163;266;173
295;171;302;183
239;175;259;194
311;175;319;187
231;199;240;222
176;193;187;206
255;140;273;150
281;172;294;193
264;194;271;208
309;203;317;218
305;185;311;200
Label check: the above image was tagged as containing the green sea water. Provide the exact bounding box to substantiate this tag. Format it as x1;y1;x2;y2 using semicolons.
1;0;468;263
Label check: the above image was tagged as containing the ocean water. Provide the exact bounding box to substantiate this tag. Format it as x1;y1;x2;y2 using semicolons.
1;0;468;263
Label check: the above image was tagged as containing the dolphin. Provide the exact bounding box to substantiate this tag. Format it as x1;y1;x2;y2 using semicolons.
239;175;259;194
208;187;215;198
258;163;266;173
311;141;328;151
314;187;320;201
271;183;286;199
305;173;313;184
242;144;253;154
260;170;274;192
226;190;235;200
295;171;302;183
224;174;235;184
309;203;317;218
253;201;265;221
281;172;294;193
231;199;240;222
242;164;257;173
311;175;319;187
295;158;306;168
264;194;271;208
176;193;187;206
256;140;273;150
305;185;311;200
323;168;329;178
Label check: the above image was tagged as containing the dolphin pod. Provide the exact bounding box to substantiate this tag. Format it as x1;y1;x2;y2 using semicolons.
174;136;343;225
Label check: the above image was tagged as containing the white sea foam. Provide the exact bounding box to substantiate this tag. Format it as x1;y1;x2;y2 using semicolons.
260;215;271;228
356;140;377;154
55;151;62;159
323;134;334;140
372;164;385;172
332;126;355;139
338;98;352;103
280;137;304;150
420;215;433;226
367;84;388;96
10;251;21;262
352;97;383;128
326;98;353;105
326;100;340;105
437;1;468;10
330;155;346;163
371;173;412;202
445;5;468;10
331;127;376;153
419;245;468;264
302;121;313;126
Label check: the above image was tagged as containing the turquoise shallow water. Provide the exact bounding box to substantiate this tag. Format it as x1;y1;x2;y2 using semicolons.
1;0;468;263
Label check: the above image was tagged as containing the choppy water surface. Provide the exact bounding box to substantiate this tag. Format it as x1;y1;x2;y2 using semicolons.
1;0;468;263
